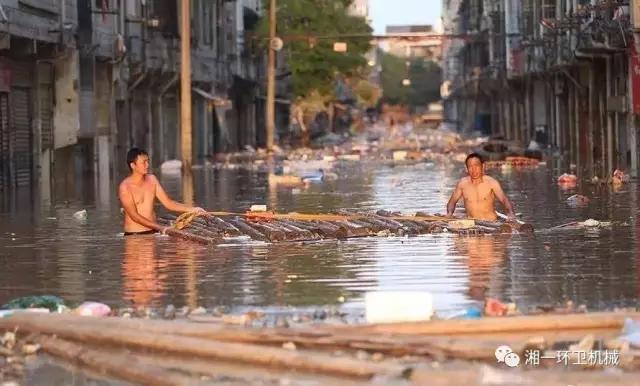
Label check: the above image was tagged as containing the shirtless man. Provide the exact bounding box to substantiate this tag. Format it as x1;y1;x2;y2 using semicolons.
119;148;204;235
446;153;515;221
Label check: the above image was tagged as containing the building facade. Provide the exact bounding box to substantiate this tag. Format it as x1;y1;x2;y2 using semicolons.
0;0;269;201
442;0;638;177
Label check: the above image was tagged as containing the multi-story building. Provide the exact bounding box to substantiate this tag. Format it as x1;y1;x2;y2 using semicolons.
385;25;443;62
442;0;637;178
0;0;269;201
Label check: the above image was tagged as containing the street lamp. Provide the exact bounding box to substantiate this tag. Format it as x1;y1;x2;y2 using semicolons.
402;78;411;86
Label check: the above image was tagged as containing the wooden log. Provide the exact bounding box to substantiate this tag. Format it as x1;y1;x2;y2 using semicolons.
323;312;640;336
335;211;388;233
192;217;226;235
182;222;224;240
286;220;327;238
37;336;194;386
350;219;384;233
337;221;374;237
362;216;403;233
273;220;318;240
363;213;404;230
0;314;406;379
157;219;216;245
226;218;270;242
399;219;432;234
203;214;243;236
245;221;287;242
370;212;411;233
259;221;305;241
315;221;349;239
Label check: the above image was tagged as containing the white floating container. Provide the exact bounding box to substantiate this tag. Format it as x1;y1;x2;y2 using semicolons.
365;291;433;324
393;151;408;161
250;204;267;212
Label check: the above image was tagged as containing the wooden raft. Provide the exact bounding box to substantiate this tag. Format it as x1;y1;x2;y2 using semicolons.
157;210;535;245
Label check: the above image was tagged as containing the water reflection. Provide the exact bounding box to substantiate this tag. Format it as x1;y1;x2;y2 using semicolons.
453;235;508;301
122;235;167;308
0;163;638;315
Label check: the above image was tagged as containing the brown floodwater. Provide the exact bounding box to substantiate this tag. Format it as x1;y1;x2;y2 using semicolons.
0;160;638;316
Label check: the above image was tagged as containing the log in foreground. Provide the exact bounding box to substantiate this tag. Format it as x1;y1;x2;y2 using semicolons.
0;314;407;379
322;311;640;336
38;336;194;386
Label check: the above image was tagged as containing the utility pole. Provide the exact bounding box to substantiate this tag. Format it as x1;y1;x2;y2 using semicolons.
266;0;277;152
180;0;192;171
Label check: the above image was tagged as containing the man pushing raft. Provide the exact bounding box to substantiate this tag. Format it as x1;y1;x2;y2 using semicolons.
446;153;517;222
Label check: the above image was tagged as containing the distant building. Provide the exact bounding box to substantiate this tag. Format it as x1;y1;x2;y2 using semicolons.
348;0;370;19
0;0;278;201
384;25;442;63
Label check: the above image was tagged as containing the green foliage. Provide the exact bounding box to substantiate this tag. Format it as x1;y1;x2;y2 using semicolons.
380;51;443;109
257;0;373;98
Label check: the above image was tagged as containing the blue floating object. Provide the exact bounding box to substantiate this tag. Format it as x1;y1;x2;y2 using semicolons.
463;306;482;319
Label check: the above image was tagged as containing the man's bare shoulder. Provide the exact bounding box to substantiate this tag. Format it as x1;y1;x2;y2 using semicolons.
119;177;132;191
457;176;471;187
482;174;500;184
483;175;501;185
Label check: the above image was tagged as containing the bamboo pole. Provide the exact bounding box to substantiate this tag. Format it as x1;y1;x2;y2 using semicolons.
0;314;404;379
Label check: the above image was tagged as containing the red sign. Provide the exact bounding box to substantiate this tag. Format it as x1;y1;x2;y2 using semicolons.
631;42;640;114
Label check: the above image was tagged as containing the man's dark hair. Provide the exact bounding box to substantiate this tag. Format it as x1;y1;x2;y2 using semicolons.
127;148;148;171
465;153;484;166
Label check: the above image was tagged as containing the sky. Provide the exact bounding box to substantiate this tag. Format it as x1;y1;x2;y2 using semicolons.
369;0;442;34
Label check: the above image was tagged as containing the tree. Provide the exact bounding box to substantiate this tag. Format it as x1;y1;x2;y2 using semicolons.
380;51;442;110
257;0;373;98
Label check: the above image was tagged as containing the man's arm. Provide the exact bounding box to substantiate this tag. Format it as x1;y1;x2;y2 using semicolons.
118;183;166;232
491;178;515;219
152;175;203;213
446;181;463;217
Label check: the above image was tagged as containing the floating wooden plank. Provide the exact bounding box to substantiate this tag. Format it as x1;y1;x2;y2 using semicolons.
0;314;407;380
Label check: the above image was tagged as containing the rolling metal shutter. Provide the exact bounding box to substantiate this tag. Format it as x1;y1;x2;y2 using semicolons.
39;63;54;150
0;93;8;191
10;88;33;187
40;86;53;150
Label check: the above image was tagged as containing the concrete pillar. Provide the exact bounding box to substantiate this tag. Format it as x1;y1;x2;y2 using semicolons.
606;57;613;175
96;135;110;210
568;78;575;160
574;71;581;168
588;66;595;174
555;77;562;150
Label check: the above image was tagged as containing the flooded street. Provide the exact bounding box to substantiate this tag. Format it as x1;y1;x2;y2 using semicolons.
0;160;638;316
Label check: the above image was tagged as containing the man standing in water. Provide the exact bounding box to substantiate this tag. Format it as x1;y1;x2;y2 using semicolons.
119;148;204;235
446;153;516;221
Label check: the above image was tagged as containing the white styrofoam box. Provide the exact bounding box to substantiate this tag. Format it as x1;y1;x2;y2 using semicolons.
365;291;433;324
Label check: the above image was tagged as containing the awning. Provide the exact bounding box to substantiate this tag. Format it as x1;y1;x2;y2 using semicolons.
192;87;232;108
